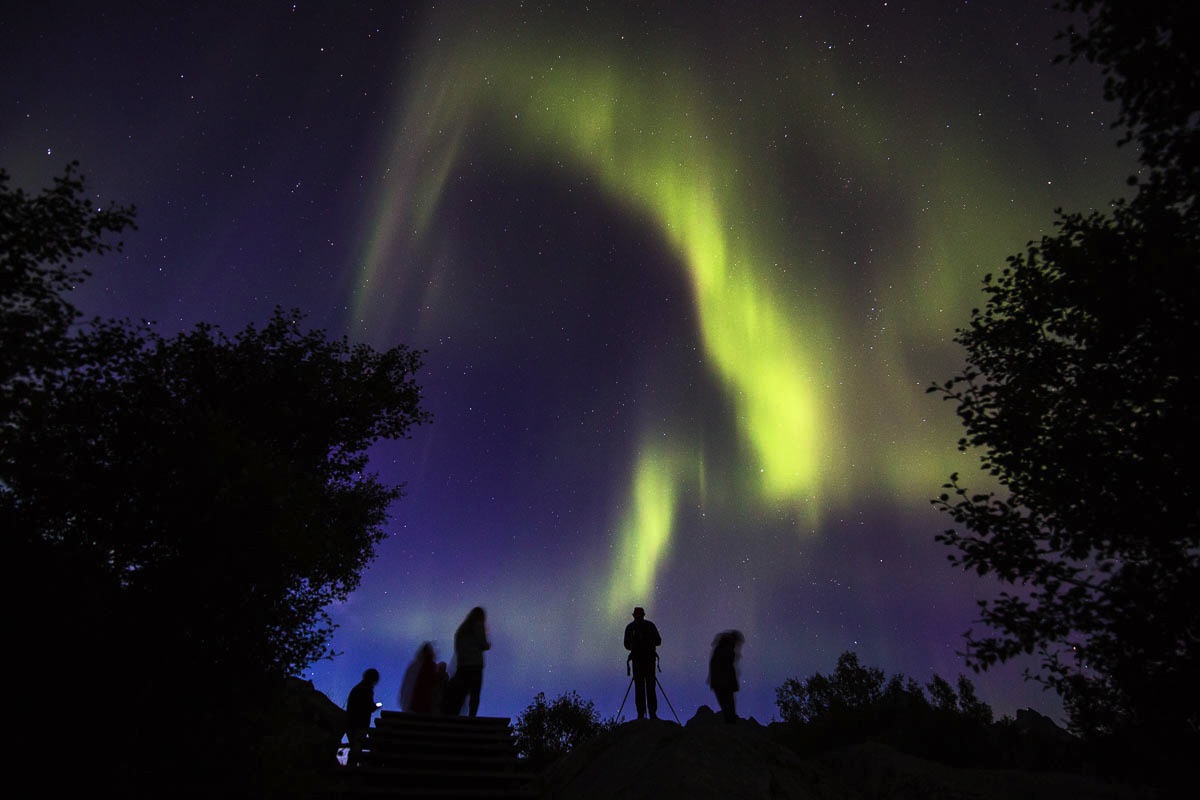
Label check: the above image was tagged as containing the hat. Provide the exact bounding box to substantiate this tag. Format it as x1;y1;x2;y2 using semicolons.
632;607;645;618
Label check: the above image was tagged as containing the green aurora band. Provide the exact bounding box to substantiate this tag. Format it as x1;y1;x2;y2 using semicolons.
351;7;1127;617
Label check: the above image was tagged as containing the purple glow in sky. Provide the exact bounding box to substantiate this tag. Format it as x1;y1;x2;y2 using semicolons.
2;1;1133;723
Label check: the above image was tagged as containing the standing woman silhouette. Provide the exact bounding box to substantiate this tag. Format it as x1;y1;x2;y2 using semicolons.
451;606;491;716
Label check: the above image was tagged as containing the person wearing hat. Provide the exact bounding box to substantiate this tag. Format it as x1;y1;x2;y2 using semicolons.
623;606;662;719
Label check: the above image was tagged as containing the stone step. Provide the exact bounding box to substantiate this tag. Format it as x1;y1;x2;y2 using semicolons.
372;724;514;743
315;776;541;799
366;735;516;757
365;749;518;770
375;712;512;731
369;713;517;755
320;765;540;800
314;783;541;800
369;738;513;756
374;726;513;736
379;711;511;725
333;765;534;785
317;710;539;800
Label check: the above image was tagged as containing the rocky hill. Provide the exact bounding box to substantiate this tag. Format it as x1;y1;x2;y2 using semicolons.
272;682;1162;799
538;707;1159;800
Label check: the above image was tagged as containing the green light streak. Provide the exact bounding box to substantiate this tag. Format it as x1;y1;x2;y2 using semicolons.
379;36;846;498
605;442;690;616
354;7;1129;598
355;18;865;600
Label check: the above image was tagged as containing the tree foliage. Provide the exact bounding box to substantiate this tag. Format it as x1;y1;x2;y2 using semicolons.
11;311;429;676
1056;0;1198;211
2;164;431;797
931;0;1198;755
775;651;889;725
775;651;992;728
775;652;1002;767
0;161;136;394
512;690;619;770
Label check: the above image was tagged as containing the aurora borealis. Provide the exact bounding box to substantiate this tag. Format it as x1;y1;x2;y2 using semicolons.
2;1;1134;723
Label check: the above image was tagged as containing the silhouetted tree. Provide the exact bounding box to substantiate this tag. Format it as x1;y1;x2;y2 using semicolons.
1056;0;1198;213
512;690;619;770
931;0;1198;766
14;311;428;671
1;162;135;401
3;164;431;798
775;651;887;725
775;651;999;766
953;674;994;726
926;674;959;715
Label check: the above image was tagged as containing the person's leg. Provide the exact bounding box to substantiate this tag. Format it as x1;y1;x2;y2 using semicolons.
717;690;735;723
444;671;471;715
457;666;482;717
632;664;648;718
468;668;482;716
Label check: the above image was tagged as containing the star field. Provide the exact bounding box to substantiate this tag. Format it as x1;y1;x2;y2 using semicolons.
1;1;1134;723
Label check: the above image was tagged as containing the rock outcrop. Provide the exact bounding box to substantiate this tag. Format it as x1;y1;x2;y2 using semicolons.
540;706;1158;800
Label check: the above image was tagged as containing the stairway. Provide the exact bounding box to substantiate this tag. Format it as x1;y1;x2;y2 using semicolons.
321;711;542;799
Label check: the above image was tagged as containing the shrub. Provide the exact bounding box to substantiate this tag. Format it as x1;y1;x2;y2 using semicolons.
775;651;1001;766
512;690;620;770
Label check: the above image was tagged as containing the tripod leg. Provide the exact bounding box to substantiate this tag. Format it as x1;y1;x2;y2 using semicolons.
655;676;681;724
617;676;633;719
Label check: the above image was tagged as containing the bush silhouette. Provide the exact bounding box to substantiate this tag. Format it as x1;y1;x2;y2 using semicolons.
512;690;620;770
776;651;1009;768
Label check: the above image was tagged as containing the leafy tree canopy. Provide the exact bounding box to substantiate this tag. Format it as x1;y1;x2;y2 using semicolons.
775;651;992;729
512;690;620;770
1056;0;1199;211
0;161;136;393
931;0;1198;757
775;652;1005;768
2;163;431;796
12;310;429;676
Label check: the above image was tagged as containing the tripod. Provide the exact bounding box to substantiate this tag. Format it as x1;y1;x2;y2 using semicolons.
617;658;681;723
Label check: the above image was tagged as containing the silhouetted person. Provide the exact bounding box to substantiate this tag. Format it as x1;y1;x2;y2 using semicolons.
449;606;491;716
708;630;743;724
624;606;662;720
345;668;381;766
431;661;449;715
399;642;439;713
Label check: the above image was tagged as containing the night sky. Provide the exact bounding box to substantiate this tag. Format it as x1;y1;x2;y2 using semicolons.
3;1;1135;724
